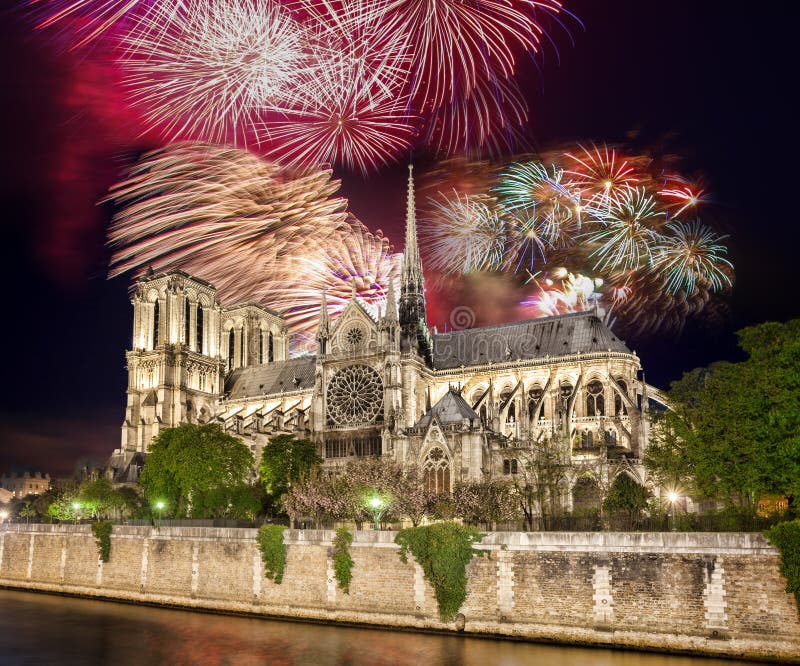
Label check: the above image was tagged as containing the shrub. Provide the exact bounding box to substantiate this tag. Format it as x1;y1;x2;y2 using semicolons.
91;521;113;562
395;522;484;622
257;525;287;584
332;527;354;594
766;520;800;611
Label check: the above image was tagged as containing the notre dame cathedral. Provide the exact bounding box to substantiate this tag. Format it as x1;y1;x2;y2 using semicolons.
110;166;663;503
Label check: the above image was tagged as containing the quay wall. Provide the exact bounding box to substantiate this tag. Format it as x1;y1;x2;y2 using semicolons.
1;524;798;662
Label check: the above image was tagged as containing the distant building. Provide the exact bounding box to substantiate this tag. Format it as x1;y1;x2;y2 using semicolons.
0;487;12;505
109;166;668;508
0;471;51;498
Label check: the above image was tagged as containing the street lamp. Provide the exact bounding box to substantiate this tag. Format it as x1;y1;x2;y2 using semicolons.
72;501;81;525
155;501;165;523
0;509;8;524
666;491;679;531
368;496;385;531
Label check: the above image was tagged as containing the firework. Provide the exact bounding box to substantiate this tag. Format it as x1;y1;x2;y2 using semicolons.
106;143;401;347
418;142;735;340
119;0;308;147
561;143;642;210
653;221;733;295
30;0;573;168
264;60;417;173
421;192;506;275
277;217;402;340
383;0;562;109
584;187;664;274
495;160;580;246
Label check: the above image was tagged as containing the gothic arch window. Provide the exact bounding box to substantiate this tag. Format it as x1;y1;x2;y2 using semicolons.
479;404;487;425
615;380;628;416
227;329;235;369
586;430;594;447
605;429;617;447
184;297;191;345
268;331;274;362
259;331;264;364
152;300;160;348
196;306;204;353
507;402;516;423
586;380;604;417
503;459;518;475
423;447;451;493
558;382;573;419
528;386;544;421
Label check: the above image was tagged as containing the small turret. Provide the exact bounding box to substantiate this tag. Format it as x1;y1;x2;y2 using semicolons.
316;292;330;355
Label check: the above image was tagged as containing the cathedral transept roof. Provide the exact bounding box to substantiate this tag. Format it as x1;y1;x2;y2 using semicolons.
415;389;481;429
431;312;631;370
224;356;317;400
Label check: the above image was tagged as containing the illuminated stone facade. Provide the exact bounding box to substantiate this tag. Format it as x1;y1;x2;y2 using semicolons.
111;166;665;501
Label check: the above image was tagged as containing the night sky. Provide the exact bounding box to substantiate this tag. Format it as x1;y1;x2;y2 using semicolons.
1;0;796;477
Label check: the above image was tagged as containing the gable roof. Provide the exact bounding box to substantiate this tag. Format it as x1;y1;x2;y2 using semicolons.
415;388;480;428
224;356;316;400
432;312;630;370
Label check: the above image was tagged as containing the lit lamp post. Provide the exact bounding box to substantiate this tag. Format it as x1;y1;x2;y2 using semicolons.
155;501;165;523
667;491;679;531
368;496;385;531
0;509;8;525
72;501;81;525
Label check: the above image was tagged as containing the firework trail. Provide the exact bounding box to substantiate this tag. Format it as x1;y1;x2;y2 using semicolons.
105;143;400;347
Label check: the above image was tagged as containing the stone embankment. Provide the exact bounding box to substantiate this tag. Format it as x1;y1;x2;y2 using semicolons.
1;524;798;662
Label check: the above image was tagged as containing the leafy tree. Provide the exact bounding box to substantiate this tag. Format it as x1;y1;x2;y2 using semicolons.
78;478;125;520
41;479;81;522
14;498;38;523
258;435;322;509
645;319;800;508
139;423;255;518
603;473;651;529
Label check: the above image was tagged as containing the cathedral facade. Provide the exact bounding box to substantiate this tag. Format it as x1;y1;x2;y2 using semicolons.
111;166;662;500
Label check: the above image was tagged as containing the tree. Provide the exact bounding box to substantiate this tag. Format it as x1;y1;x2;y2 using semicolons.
453;479;519;528
258;435;322;509
645;319;800;508
78;478;125;520
603;473;651;529
511;436;572;530
139;424;255;518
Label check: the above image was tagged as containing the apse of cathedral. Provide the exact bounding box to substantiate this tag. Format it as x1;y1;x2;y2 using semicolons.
110;166;664;492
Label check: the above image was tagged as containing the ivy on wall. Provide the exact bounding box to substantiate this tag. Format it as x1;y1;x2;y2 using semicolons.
91;521;113;563
257;525;287;584
332;528;354;594
767;520;800;612
395;522;485;622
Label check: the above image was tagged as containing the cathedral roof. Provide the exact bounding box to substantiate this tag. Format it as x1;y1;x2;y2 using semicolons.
431;312;631;370
224;356;317;400
415;389;480;428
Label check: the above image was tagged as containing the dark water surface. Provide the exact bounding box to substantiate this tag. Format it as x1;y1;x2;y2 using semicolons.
0;589;758;666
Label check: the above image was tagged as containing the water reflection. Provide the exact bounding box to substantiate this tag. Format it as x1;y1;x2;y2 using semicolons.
0;590;754;666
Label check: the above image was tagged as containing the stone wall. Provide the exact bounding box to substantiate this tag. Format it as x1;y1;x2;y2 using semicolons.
1;525;798;662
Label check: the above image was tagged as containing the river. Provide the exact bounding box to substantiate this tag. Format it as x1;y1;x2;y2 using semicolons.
0;589;759;666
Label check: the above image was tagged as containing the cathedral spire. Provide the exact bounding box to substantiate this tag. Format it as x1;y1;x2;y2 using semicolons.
399;164;431;365
401;164;424;294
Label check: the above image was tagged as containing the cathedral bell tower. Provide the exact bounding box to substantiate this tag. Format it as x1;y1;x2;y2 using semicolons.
398;164;432;366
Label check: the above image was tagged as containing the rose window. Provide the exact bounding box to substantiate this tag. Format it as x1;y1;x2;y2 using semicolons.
326;364;383;426
344;326;365;350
